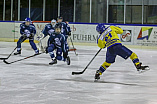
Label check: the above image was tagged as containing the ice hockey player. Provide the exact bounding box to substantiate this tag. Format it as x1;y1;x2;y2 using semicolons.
14;17;39;55
47;24;70;65
41;19;56;39
95;23;149;80
57;16;71;52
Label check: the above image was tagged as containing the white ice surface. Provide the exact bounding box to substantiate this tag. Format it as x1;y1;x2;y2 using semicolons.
0;42;157;104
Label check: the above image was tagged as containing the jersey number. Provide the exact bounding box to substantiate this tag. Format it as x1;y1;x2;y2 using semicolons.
55;38;61;47
105;33;112;41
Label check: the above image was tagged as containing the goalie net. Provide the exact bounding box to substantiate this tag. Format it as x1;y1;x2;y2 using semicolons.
32;21;76;51
32;21;50;51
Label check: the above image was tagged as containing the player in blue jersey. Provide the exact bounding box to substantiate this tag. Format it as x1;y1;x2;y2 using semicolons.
14;18;39;55
95;23;149;80
57;16;71;52
36;19;56;51
47;24;70;65
41;19;56;38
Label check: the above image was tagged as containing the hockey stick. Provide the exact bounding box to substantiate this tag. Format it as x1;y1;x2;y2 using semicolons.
72;48;102;75
69;37;78;56
3;52;44;64
0;48;17;60
0;37;26;60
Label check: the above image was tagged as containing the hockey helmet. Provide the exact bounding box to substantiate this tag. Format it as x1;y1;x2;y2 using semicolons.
51;19;56;27
96;23;106;34
25;17;31;22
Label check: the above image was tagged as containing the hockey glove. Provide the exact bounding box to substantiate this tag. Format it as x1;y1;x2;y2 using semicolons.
22;34;27;39
29;33;34;38
68;32;71;36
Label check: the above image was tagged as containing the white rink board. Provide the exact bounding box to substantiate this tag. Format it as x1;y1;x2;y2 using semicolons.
69;24;157;46
1;21;157;46
69;24;99;43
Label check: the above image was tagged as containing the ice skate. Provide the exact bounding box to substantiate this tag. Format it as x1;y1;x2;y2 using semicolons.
34;50;39;55
136;63;150;73
49;58;57;65
14;51;21;55
94;70;102;82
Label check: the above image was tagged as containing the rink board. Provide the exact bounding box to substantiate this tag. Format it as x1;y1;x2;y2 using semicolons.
0;21;157;46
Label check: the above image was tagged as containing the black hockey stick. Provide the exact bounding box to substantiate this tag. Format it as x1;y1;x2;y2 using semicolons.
69;37;78;56
0;47;17;60
0;37;26;60
3;52;44;64
72;48;102;75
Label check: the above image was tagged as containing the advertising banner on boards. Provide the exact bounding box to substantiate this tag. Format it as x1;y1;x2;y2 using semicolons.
136;27;157;46
69;24;134;45
69;24;99;43
1;21;156;46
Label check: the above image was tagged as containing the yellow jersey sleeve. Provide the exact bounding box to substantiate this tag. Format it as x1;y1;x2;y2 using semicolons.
110;26;123;34
97;38;106;48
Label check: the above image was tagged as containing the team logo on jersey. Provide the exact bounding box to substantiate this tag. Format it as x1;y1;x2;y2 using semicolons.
55;38;61;46
137;27;153;40
120;30;131;42
24;29;30;35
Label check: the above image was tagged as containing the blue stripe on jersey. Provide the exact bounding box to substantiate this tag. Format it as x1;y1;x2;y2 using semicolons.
106;39;120;46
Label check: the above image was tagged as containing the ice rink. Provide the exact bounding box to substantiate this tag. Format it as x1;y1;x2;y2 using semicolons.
0;42;157;104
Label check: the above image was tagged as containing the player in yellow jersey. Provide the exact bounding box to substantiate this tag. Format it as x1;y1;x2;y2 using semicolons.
95;23;149;80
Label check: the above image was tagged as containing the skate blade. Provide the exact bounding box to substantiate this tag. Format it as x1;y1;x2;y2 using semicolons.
138;67;150;74
94;79;99;82
49;63;57;65
14;54;21;56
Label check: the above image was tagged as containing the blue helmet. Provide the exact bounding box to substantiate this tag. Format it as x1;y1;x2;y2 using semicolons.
57;16;63;20
96;23;106;34
25;17;31;22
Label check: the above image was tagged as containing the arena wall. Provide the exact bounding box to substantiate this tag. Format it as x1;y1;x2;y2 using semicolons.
0;21;157;48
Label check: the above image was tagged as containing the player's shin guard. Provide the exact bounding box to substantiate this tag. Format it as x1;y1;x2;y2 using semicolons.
49;52;55;59
101;62;111;72
15;38;23;55
29;40;38;54
95;62;111;80
66;42;69;52
130;52;149;72
17;39;22;49
130;52;140;68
